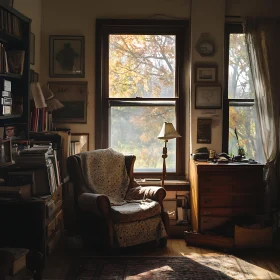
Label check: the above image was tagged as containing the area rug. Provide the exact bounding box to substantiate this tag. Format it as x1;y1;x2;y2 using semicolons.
66;255;250;280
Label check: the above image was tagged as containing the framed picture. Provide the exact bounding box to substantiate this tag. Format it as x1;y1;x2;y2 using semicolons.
30;32;35;65
195;85;222;109
195;64;217;83
71;133;89;154
4;123;27;140
48;81;88;123
49;35;85;78
197;118;212;144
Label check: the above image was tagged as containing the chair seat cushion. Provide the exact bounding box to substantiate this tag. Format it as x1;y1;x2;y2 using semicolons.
110;200;161;223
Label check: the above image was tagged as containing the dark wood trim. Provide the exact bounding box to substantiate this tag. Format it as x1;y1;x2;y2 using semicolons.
95;19;189;177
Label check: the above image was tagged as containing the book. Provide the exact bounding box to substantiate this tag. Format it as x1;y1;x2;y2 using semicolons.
0;248;29;275
6;50;25;75
0;184;31;199
71;140;81;155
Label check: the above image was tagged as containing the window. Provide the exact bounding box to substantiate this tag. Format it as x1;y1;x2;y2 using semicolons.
223;24;264;163
96;19;189;176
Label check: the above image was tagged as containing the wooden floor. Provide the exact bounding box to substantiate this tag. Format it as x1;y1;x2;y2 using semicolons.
43;238;280;279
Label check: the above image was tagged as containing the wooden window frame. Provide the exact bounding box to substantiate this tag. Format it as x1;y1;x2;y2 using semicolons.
95;19;189;178
222;23;255;153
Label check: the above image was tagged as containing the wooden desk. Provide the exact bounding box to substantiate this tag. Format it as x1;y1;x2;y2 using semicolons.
189;160;265;233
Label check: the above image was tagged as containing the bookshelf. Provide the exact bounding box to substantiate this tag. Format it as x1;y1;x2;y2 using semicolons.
0;4;31;138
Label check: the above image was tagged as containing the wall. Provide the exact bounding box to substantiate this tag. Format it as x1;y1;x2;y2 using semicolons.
40;0;191;152
12;0;279;176
190;0;225;155
13;0;42;73
226;0;280;17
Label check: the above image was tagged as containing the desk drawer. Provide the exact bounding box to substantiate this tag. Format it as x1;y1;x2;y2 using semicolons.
47;219;56;238
200;208;232;216
55;210;64;232
200;196;232;207
200;195;261;208
200;175;233;188
200;185;232;194
47;230;61;255
200;217;230;232
200;207;259;217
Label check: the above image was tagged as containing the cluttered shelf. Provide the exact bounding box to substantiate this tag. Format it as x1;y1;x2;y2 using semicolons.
0;134;68;261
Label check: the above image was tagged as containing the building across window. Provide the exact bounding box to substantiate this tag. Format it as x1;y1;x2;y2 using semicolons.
96;19;189;176
223;24;264;163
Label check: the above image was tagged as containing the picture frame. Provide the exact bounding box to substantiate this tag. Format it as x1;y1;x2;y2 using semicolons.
30;32;35;65
48;81;88;123
197;118;212;144
195;64;217;83
195;85;222;109
49;35;85;78
0;139;12;167
4;123;27;140
71;133;89;154
6;51;25;75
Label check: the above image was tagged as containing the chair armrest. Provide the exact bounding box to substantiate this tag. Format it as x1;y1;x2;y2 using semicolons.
126;186;166;205
78;193;111;217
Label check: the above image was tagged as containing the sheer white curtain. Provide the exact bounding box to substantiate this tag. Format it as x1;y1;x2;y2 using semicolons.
244;18;280;212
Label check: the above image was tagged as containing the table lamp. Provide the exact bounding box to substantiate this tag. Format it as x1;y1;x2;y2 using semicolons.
157;122;181;188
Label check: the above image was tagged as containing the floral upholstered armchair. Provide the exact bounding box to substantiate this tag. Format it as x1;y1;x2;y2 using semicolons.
67;148;170;249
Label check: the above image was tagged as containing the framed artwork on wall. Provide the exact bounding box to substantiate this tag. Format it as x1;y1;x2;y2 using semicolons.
195;64;217;83
197;118;212;144
71;133;89;154
30;32;35;65
195;85;222;109
49;35;85;78
48;81;88;123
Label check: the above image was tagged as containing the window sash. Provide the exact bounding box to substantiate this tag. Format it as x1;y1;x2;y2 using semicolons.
95;19;189;177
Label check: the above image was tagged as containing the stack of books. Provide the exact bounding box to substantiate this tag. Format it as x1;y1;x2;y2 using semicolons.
15;145;53;166
0;8;22;38
0;79;12;116
0;184;31;200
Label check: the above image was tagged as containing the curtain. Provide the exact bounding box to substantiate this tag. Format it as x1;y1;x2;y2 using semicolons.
244;18;280;212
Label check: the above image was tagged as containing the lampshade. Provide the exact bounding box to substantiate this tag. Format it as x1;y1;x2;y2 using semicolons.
157;122;181;140
41;84;64;112
30;82;47;108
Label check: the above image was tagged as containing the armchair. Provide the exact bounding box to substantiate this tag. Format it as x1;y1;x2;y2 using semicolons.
67;148;170;250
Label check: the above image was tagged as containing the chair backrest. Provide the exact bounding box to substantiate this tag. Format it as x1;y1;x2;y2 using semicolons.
67;153;136;208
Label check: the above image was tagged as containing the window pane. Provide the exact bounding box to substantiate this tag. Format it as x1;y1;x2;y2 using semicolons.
228;34;254;99
228;105;264;162
110;105;176;172
109;35;176;98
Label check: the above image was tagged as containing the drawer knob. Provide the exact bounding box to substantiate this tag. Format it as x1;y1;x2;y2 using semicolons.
203;211;211;215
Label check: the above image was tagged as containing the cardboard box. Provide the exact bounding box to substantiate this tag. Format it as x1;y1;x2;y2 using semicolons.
234;225;273;248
